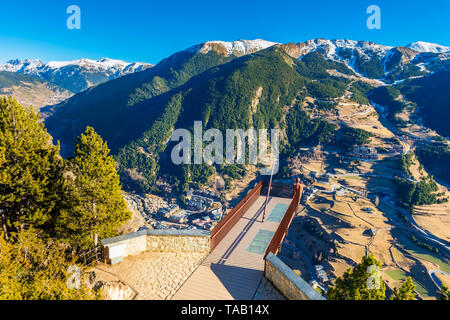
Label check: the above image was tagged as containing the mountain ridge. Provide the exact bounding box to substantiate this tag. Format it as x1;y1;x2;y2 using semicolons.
0;58;153;93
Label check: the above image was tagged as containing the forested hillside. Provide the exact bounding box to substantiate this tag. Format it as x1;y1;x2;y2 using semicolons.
43;47;239;155
397;69;450;137
111;47;355;192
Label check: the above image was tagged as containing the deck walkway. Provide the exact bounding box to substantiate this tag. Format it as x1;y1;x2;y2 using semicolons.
171;196;291;300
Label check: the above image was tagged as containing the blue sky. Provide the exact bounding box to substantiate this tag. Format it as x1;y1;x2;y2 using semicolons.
0;0;449;64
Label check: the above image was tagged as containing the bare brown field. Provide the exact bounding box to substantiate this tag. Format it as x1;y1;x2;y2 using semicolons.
435;273;450;288
414;200;450;242
406;154;450;241
290;183;444;298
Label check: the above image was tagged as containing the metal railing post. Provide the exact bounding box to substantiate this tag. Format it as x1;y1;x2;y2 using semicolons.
262;159;275;222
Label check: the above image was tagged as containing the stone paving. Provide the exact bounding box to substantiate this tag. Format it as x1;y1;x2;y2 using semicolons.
253;277;286;300
95;251;207;300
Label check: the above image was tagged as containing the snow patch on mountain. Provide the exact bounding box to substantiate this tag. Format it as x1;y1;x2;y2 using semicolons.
297;39;392;61
406;41;450;53
190;39;279;56
1;58;151;76
0;59;44;75
0;58;153;93
290;39;450;82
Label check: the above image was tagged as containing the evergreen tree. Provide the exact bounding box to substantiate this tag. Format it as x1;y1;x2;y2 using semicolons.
391;277;416;300
0;97;62;240
326;254;386;300
326;254;418;300
0;228;100;300
56;127;131;252
440;284;449;300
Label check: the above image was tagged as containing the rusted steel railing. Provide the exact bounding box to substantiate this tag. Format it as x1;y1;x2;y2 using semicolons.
264;183;303;258
210;181;263;251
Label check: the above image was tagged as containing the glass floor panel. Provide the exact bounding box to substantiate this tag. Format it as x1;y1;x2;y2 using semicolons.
247;229;274;254
267;203;289;223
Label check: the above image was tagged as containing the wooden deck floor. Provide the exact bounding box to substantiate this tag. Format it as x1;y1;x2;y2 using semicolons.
171;196;291;300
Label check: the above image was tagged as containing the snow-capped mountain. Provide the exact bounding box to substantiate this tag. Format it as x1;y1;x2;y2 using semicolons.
406;41;450;54
282;39;450;82
189;39;279;57
0;59;44;75
0;58;153;93
295;39;392;60
2;38;448;107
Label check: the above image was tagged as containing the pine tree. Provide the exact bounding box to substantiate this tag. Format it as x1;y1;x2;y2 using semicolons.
391;277;416;300
0;228;100;300
326;253;386;300
56;127;131;252
440;284;449;300
326;254;418;300
0;97;62;239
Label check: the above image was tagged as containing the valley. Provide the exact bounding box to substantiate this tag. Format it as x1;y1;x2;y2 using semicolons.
274;69;450;299
2;37;449;300
0;71;72;110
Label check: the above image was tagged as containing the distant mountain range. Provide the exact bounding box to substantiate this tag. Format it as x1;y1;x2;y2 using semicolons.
0;58;152;109
0;58;153;93
281;39;449;82
2;39;448;109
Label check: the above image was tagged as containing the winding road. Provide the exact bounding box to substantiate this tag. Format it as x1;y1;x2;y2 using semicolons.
428;270;450;289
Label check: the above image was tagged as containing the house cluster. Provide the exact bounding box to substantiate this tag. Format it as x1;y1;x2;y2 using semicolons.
124;186;225;231
143;195;169;214
191;188;221;200
301;186;318;204
191;205;223;230
124;193;146;214
185;191;215;211
314;264;328;283
152;221;192;230
151;221;171;230
317;174;330;183
208;206;223;220
191;215;216;230
155;180;173;195
334;185;364;197
348;146;378;160
387;144;404;155
158;204;189;224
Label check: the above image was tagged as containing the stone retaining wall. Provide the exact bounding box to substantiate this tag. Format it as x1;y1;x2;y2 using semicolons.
264;252;325;300
101;229;210;264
